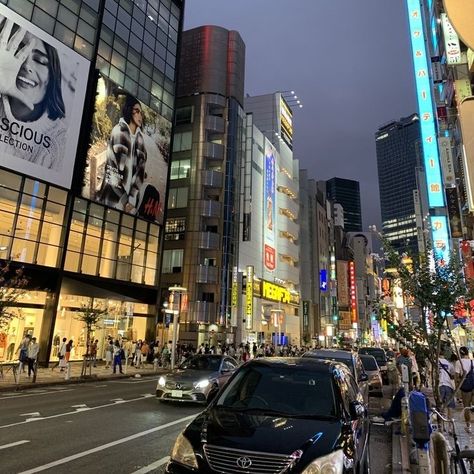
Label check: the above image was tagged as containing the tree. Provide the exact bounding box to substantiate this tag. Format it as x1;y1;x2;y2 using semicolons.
75;300;108;377
383;238;468;409
0;261;29;330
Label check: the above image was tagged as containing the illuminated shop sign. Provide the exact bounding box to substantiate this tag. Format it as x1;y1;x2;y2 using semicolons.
441;13;462;65
349;261;357;323
0;4;89;189
320;269;328;291
245;266;254;330
406;0;445;208
430;216;450;265
279;97;293;149
231;266;239;327
438;137;456;187
263;140;277;271
336;261;349;307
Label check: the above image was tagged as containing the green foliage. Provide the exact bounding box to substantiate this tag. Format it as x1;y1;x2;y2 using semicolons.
75;301;108;352
0;261;29;330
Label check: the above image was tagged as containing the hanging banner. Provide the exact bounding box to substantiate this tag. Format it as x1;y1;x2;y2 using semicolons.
446;187;463;238
231;266;239;327
245;265;254;330
263;140;276;271
438;136;456;187
441;13;462;65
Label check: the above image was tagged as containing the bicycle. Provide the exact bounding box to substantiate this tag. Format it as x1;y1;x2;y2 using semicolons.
431;407;474;473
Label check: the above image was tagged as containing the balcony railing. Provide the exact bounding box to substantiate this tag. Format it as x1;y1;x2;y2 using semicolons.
205;115;225;133
200;200;221;218
202;142;225;160
196;265;219;284
202;170;224;188
189;301;217;324
198;231;220;250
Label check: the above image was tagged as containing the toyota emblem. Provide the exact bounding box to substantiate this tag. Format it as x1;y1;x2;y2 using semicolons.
175;383;182;389
236;456;252;469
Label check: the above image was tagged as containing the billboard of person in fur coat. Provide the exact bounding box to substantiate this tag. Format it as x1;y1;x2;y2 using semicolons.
82;76;170;224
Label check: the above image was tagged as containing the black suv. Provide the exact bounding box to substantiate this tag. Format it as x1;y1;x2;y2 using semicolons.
166;357;369;473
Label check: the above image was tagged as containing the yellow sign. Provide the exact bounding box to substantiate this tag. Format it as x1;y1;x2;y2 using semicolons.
262;281;291;304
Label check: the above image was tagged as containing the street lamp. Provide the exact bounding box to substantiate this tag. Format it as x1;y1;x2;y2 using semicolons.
168;286;187;370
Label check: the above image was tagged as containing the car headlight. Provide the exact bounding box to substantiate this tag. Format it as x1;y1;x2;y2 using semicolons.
170;432;198;469
301;449;344;474
158;376;166;387
195;379;210;389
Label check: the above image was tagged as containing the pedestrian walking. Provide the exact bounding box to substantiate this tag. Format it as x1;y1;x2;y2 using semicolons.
439;353;456;420
455;346;474;433
112;341;124;374
17;334;31;374
105;338;113;369
27;337;40;377
51;337;67;371
89;339;98;367
65;339;74;363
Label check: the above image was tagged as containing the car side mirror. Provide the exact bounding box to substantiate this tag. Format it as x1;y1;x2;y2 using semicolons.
349;401;365;420
358;373;369;383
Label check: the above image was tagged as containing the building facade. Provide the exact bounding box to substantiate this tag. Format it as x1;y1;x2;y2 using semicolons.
325;177;362;232
159;25;246;348
0;0;184;364
375;114;421;256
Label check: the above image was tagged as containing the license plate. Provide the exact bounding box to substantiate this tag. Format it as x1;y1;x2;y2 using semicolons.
171;390;183;398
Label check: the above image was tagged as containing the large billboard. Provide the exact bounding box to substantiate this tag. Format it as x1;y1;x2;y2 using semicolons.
82;76;171;224
0;5;89;188
279;97;293;150
263;140;277;271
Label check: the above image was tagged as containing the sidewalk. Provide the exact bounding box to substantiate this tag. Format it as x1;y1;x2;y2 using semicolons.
0;360;164;392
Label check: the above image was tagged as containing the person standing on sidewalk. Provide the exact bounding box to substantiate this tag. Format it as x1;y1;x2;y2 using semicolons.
17;334;31;373
105;338;113;369
112;340;123;374
27;337;40;377
51;337;67;371
396;348;413;391
455;346;474;433
439;353;456;420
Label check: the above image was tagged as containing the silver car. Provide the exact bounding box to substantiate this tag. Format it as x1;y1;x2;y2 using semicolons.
156;354;239;404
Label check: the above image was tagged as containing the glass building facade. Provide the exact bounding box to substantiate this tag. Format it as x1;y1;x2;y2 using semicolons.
0;0;183;364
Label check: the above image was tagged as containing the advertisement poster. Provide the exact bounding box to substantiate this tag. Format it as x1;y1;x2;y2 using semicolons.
0;5;89;189
263;140;276;271
82;75;171;224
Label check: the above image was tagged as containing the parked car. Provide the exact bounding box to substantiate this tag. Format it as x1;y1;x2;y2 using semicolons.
156;354;239;404
359;354;383;397
358;347;388;384
302;348;369;403
166;357;369;473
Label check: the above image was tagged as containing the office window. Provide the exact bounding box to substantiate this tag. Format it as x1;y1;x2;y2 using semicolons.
172;131;192;152
175;106;193;125
162;249;183;273
170;159;190;179
167;187;188;209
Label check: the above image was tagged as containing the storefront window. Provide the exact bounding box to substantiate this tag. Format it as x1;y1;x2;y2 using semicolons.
0;291;47;362
0;173;67;267
51;295;153;361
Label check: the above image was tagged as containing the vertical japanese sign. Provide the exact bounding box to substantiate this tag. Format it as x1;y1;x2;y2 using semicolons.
231;266;239;327
245;265;254;330
349;261;357;323
302;300;309;328
430;216;450;265
459;99;474;211
336;261;349;307
319;269;328;291
263;140;276;271
406;0;445;208
441;13;462;65
438;137;456;187
446;187;463;238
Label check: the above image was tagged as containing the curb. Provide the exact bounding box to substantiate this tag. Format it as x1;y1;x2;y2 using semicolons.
0;371;161;392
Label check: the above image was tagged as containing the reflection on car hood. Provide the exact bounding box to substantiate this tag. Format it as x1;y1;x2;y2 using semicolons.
187;408;342;459
164;369;215;382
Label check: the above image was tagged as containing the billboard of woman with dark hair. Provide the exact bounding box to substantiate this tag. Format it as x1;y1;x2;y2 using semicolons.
0;5;89;188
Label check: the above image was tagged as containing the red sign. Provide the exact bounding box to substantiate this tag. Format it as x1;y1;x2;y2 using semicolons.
349;261;357;323
264;244;276;271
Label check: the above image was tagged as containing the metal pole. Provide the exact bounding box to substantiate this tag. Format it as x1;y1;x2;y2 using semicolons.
171;300;179;371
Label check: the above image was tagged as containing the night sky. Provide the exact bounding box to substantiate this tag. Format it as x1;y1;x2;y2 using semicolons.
183;0;418;230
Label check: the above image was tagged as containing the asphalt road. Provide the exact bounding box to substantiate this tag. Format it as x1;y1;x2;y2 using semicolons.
0;377;201;474
0;377;395;474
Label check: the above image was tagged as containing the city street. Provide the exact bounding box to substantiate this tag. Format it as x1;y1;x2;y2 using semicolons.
0;378;201;473
0;377;395;473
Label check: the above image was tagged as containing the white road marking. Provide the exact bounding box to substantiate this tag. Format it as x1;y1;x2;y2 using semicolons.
0;440;30;450
0;389;73;400
0;394;158;430
71;404;88;408
18;415;196;474
130;456;169;473
19;412;40;417
111;379;156;384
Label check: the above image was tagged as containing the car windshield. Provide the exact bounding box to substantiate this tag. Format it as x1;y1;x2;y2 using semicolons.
215;363;337;419
179;355;221;371
361;356;378;371
304;353;354;376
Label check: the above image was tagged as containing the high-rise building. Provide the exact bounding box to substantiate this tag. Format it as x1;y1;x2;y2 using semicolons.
0;1;184;364
375;114;421;255
159;26;246;347
325;178;362;232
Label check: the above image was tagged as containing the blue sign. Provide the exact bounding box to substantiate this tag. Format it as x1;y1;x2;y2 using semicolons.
320;269;328;291
430;215;450;265
406;0;445;208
